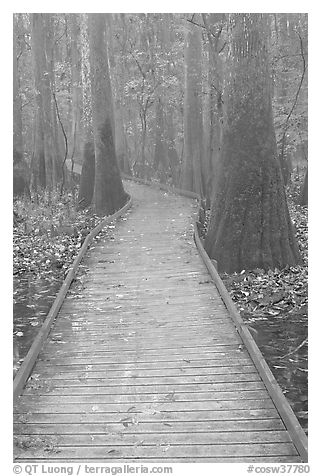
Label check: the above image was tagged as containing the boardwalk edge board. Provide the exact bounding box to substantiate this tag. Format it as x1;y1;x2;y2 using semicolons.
122;173;308;462
193;224;308;462
13;196;133;402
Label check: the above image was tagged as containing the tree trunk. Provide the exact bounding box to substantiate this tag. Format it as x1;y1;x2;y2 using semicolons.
42;13;56;188
88;13;127;215
108;16;132;176
204;14;301;273
51;98;64;183
105;14;116;68
31;13;46;189
202;13;224;203
78;141;95;209
166;107;180;185
299;169;308;206
46;14;64;186
277;14;293;186
70;13;83;173
31;13;56;190
154;13;179;185
13;15;23;165
140;114;147;178
181;23;203;196
115;103;131;175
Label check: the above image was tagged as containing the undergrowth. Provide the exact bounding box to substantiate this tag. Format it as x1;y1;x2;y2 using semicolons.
13;188;102;278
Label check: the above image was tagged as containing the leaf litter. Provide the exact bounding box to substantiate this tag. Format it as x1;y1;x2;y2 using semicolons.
13;190;120;369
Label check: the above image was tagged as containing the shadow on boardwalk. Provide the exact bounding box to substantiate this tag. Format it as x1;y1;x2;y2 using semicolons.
14;181;302;463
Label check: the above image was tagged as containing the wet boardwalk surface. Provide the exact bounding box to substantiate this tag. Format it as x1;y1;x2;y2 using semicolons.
14;181;302;462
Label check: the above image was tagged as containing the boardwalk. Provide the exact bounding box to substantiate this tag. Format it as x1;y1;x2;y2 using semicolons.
14;181;305;462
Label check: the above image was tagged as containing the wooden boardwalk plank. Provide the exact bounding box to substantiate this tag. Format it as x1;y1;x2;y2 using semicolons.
13;408;283;424
14;419;286;434
13;430;293;445
23;381;267;396
15;399;275;413
16;389;271;403
14;443;298;460
14;181;305;462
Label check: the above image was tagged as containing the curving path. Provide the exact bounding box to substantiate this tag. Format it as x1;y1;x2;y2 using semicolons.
14;181;303;462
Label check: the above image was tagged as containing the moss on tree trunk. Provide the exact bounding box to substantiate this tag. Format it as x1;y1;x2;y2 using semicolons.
88;13;128;216
93;118;128;214
78;142;95;210
204;14;301;273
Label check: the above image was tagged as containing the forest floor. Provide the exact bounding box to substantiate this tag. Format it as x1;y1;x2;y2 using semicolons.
13;190;102;280
13;189;116;371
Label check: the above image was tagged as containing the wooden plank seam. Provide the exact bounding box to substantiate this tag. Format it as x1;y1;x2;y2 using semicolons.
13;196;133;401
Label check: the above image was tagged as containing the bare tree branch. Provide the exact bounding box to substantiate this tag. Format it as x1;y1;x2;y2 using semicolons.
278;337;308;359
128;39;146;79
187;17;207;31
218;42;227;54
279;30;307;161
21;98;34;109
53;91;69;196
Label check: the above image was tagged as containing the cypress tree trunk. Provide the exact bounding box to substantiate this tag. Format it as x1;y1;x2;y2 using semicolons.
277;14;293;186
13;16;30;199
299;169;308;206
181;23;203;196
88;13;127;215
70;13;83;174
202;13;224;202
78;141;95;210
108;16;132;176
40;13;55;189
204;14;301;273
31;13;46;189
13;15;23;164
30;13;56;190
114;102;131;175
44;13;62;187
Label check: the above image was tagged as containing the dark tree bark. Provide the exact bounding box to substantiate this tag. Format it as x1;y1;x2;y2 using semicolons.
13;169;30;199
33;13;56;189
31;13;46;189
88;14;127;215
108;16;132;176
202;13;224;202
181;22;203;196
13;15;23;165
70;13;83;172
45;14;65;186
204;14;301;273
78;142;95;209
299;169;308;206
